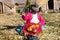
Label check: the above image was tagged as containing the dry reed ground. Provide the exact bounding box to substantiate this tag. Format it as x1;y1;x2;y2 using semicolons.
0;12;60;40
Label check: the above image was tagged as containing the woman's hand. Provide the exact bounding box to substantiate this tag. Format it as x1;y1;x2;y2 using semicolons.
22;12;26;16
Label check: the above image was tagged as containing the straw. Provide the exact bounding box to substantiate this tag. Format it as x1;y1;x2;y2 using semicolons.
36;0;48;7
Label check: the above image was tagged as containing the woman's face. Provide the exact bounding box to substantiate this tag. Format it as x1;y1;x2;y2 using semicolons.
32;11;37;14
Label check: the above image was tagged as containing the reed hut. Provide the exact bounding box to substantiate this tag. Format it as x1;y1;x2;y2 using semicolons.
0;0;60;14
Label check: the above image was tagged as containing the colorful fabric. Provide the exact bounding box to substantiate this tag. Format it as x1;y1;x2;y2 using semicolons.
16;24;24;33
42;25;46;30
22;12;45;35
27;24;40;33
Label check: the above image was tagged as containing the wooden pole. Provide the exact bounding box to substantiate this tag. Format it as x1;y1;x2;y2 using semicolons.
0;2;3;13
